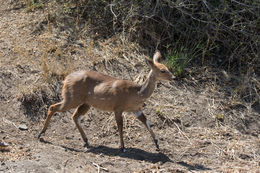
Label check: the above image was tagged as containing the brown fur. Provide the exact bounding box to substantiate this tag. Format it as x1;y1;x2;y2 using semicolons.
61;70;143;112
38;51;174;151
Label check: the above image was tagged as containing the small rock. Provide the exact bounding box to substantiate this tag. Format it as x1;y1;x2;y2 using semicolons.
239;153;252;160
0;142;9;147
0;142;10;152
65;136;73;140
18;124;28;130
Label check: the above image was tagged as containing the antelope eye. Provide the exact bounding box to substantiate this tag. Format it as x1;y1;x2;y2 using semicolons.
160;70;166;73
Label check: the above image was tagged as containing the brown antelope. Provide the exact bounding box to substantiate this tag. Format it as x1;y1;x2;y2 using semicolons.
38;50;174;152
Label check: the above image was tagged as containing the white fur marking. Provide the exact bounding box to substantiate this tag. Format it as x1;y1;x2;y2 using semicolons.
112;80;119;88
134;111;142;118
137;92;144;97
88;92;91;95
146;120;151;132
70;71;85;78
77;117;82;127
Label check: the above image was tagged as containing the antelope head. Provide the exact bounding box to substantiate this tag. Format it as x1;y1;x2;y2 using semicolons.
145;50;175;81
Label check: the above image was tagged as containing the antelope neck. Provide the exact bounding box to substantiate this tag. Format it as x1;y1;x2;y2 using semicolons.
138;70;157;99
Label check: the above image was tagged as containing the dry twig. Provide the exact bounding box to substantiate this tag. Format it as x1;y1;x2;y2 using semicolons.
92;162;108;173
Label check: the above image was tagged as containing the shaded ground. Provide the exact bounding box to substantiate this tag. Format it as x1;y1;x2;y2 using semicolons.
0;1;259;172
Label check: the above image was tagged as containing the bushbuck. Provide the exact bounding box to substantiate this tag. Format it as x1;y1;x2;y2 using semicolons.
38;50;174;152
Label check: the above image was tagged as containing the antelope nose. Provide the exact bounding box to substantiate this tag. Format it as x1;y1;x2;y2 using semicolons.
170;73;176;80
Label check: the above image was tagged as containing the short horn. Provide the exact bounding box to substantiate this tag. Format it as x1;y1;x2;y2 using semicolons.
153;50;162;63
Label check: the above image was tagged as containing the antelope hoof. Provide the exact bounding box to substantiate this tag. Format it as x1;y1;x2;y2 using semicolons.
37;131;44;139
83;140;89;148
120;147;126;153
154;139;160;151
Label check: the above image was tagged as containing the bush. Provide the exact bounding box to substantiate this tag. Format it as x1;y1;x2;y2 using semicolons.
54;0;259;75
20;0;259;103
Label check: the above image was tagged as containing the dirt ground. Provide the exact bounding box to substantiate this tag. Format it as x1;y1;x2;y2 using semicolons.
0;1;259;172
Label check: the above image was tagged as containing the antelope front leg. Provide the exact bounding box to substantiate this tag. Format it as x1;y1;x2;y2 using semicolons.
72;104;90;147
38;102;63;138
134;111;159;150
114;111;125;152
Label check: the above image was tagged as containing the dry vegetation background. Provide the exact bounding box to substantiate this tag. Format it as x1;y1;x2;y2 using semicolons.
0;0;259;172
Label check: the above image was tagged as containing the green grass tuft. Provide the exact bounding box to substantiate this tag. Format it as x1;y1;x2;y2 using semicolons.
165;41;203;77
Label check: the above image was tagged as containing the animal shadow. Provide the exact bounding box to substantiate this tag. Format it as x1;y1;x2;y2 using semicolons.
87;145;172;164
39;138;53;145
39;138;171;164
177;161;211;171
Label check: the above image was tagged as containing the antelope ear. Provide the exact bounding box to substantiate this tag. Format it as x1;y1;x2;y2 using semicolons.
153;50;162;63
144;56;154;68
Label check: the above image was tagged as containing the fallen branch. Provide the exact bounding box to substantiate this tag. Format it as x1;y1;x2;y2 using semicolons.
3;118;18;129
92;162;108;173
174;122;192;145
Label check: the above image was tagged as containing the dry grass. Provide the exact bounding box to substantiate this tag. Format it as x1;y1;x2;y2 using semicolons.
0;1;259;172
184;127;260;171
